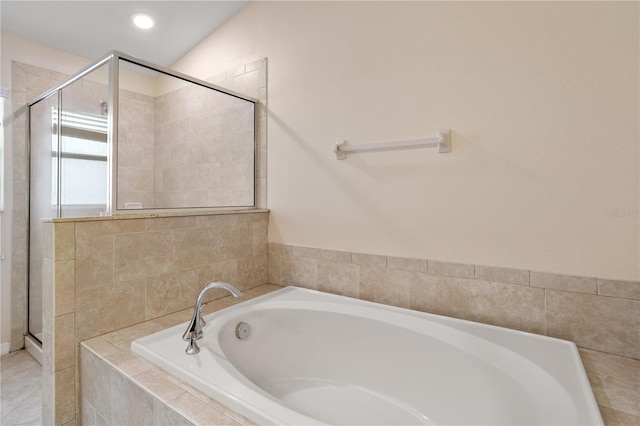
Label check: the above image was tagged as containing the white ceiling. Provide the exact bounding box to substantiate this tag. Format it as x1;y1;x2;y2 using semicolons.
1;1;248;67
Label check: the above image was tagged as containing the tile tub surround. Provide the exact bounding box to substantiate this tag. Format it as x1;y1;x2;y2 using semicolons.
42;211;268;426
79;284;640;426
80;285;281;426
268;243;640;360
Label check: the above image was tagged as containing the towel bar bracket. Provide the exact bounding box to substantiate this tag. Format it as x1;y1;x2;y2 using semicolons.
438;129;451;153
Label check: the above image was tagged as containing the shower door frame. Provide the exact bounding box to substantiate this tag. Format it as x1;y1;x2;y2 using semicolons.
26;50;259;347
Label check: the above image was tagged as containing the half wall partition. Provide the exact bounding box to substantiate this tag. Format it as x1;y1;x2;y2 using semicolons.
27;51;258;345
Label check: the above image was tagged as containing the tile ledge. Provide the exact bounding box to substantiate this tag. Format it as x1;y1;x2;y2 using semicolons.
44;208;269;223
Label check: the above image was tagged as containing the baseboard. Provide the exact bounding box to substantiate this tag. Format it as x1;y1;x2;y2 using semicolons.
0;341;10;356
24;335;42;365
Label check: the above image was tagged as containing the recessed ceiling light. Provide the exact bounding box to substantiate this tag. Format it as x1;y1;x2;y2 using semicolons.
131;12;154;30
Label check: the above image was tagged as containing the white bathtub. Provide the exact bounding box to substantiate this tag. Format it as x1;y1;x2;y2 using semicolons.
132;286;602;425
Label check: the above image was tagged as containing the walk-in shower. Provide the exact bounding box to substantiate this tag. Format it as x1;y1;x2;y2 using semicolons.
26;51;258;347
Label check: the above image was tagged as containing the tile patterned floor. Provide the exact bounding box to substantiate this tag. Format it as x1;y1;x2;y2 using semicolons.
0;350;42;426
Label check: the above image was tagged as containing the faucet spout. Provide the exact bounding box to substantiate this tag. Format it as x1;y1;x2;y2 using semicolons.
182;282;242;355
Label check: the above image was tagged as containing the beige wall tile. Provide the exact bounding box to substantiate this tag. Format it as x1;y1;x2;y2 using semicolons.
598;406;640;426
281;255;317;289
166;392;241;426
81;398;97;426
42;258;54;333
287;245;321;259
132;369;186;403
317;260;359;298
154;399;194;426
76;219;145;236
469;280;545;334
197;260;239;290
474;265;530;286
588;373;639;416
76;279;146;341
320;248;352;263
42;329;54;374
100;321;166;353
104;350;152;378
580;348;640;418
75;235;114;289
55;367;76;426
146;269;198;320
43;381;55;426
54;313;75;372
360;266;410;308
145;216;198;231
173;227;219;270
252;222;268;255
111;370;154;426
82;337;120;358
54;223;76;261
531;271;597;294
196;213;237;230
547;290;640;359
410;273;471;320
579;348;640;388
80;347;112;425
428;260;475;278
352;252;387;268
54;260;75;316
598;279;640;300
237;212;268;226
219;224;253;261
268;244;282;285
238;255;268;290
387;256;429;273
113;230;173;281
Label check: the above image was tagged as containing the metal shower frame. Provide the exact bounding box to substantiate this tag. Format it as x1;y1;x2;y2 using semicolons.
28;50;259;216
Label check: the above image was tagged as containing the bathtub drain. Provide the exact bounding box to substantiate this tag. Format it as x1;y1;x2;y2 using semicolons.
235;322;251;340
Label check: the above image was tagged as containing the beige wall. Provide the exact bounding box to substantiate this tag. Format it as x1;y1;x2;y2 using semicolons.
172;1;639;281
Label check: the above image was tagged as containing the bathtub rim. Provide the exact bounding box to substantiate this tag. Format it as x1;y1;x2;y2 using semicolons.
131;285;603;425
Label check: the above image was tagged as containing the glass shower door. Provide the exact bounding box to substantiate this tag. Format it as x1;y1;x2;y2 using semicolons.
28;93;59;342
28;63;109;343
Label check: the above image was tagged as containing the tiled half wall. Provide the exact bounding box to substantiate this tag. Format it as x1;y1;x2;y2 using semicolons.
269;243;640;360
42;211;268;426
44;213;638;425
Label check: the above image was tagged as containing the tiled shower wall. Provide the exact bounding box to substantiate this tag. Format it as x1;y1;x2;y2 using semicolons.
269;243;640;360
120;58;267;209
42;211;268;426
153;63;260;208
117;90;155;208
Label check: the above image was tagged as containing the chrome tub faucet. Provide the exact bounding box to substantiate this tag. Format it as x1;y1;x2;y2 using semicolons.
183;282;242;355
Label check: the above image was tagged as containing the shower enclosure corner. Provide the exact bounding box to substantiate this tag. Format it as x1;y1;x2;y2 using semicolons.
27;51;258;345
